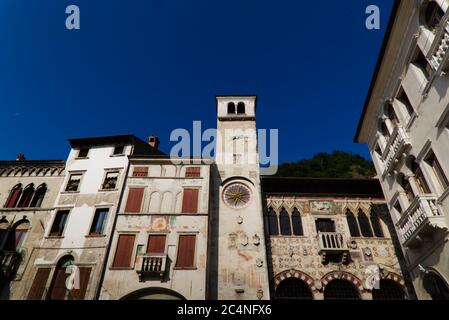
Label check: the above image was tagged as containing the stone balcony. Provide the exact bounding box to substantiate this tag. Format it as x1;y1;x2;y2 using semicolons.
397;195;448;248
428;13;449;75
381;126;411;178
317;232;349;264
136;253;168;280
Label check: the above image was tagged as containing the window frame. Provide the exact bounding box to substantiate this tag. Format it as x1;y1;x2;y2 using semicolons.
48;209;71;238
111;233;138;270
111;145;126;157
100;169;121;191
64;171;85;193
76;148;90;159
174;233;198;270
87;207;110;237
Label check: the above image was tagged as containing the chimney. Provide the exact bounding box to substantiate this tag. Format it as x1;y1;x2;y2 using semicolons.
16;153;26;161
148;135;160;149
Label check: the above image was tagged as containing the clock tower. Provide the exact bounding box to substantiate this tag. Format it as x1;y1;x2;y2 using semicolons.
214;96;270;300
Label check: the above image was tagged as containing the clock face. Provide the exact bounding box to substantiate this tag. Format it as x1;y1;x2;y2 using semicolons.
223;183;252;209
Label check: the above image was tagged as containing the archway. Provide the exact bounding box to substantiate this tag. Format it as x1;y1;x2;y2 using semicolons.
47;255;75;300
372;279;406;300
120;287;186;300
275;278;313;300
324;279;361;300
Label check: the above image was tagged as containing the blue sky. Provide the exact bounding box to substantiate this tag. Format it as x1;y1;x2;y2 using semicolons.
0;0;394;163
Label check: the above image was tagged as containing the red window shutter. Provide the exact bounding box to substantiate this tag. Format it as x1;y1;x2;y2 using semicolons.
133;167;148;177
68;267;91;300
124;188;144;213
27;268;51;300
181;189;199;213
49;268;69;300
147;235;166;254
5;187;22;208
186;167;201;178
113;234;136;268
176;235;196;268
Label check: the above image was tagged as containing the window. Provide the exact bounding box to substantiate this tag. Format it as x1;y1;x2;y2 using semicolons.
113;145;125;156
425;152;449;191
291;208;304;236
398;174;415;203
181;189;199;213
227;102;236;114
315;218;335;233
386;103;399;127
49;210;70;237
102;171;119;190
112;234;136;268
279;208;292;236
185;167;201;178
17;184;35;208
411;47;432;80
357;210;374;237
237;102;245;114
65;173;82;192
268;207;279;236
324;279;361;300
415;167;432;194
30;184;47;208
346;210;361;237
124;188;144;213
27;268;51;300
13;221;30;251
275;278;313;300
89;208;109;236
372;280;406;300
380;120;391;139
175;235;196;268
370;212;384;238
132;167;148;177
147;235;167;254
77;148;89;158
422;0;445;29
397;89;414;117
4;184;22;208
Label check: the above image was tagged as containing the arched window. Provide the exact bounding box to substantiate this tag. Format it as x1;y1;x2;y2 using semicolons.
48;255;75;300
4;184;22;208
279;208;292;236
324;279;361;300
423;272;449;300
268;207;279;236
291;208;303;236
227;102;236;114
30;184;47;208
346;210;361;237
237;102;245;114
275;278;313;300
17;184;35;208
370;211;384;238
5;220;30;251
0;218;9;247
372;279;406;300
357;210;374;237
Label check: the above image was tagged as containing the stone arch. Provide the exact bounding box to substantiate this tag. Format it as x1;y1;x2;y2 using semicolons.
160;191;173;213
120;287;186;300
149;191;161;213
321;271;364;293
274;270;318;296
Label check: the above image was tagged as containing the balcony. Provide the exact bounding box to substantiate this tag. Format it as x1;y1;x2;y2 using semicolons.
317;232;349;264
397;195;448;248
381;126;411;178
0;251;21;280
136;254;167;280
428;13;449;75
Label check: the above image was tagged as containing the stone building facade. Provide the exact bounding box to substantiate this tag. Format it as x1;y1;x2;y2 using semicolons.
356;0;449;299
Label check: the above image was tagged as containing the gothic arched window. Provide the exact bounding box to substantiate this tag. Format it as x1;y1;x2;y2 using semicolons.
370;211;384;238
5;220;30;251
227;102;236;114
279;208;292;236
237;102;245;114
17;184;35;208
291;208;303;236
30;184;47;208
357;210;374;238
4;184;23;208
268;207;279;236
346;210;360;237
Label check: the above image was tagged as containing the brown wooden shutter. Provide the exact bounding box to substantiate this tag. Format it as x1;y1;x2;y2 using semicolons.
147;235;166;253
124;188;144;213
113;234;136;268
68;267;91;300
27;268;51;300
49;268;69;300
181;189;199;213
186;167;201;178
175;235;196;268
132;167;148;177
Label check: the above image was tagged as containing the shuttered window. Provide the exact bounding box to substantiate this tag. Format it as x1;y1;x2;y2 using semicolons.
175;235;196;268
49;267;69;300
27;268;51;300
132;167;148;177
181;189;199;213
112;234;136;268
147;235;167;254
124;188;144;213
68;267;91;300
185;167;201;178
